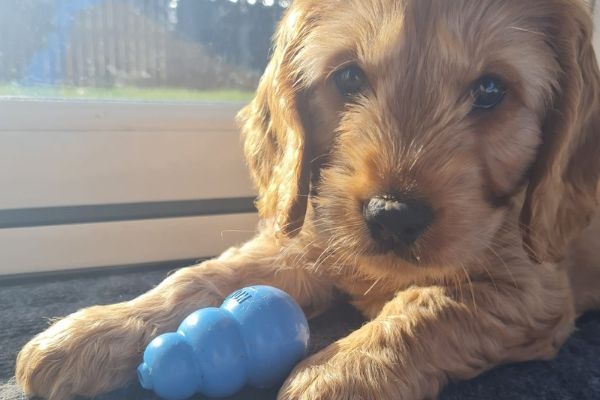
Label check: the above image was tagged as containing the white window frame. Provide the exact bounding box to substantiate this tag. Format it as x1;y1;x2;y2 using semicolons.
0;100;258;277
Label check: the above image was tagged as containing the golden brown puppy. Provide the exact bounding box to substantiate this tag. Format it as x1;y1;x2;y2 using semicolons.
16;0;600;399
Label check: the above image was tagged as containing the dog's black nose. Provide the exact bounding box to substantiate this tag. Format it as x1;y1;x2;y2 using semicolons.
363;195;433;248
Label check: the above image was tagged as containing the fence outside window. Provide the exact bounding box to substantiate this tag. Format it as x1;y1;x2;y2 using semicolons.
0;0;286;97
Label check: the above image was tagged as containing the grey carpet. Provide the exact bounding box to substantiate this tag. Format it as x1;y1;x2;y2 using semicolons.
1;264;599;400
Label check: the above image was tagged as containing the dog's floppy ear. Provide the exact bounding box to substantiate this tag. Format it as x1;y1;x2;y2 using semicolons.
521;1;600;263
237;6;312;238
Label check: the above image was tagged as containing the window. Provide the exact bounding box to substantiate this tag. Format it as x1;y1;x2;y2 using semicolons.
0;0;286;101
0;0;289;276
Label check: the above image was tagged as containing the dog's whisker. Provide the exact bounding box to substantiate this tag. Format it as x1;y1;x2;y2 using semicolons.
508;26;546;36
477;236;521;291
364;278;382;296
457;262;478;311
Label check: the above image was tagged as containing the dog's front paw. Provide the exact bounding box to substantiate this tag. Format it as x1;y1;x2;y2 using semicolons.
278;340;407;400
16;304;147;400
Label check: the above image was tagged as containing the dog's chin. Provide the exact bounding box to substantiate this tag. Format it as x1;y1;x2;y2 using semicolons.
359;239;442;272
364;242;423;265
361;235;484;273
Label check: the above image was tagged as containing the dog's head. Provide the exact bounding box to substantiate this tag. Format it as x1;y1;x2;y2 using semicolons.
238;0;600;272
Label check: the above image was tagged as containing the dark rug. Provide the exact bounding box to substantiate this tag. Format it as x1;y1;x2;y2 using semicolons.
1;264;599;400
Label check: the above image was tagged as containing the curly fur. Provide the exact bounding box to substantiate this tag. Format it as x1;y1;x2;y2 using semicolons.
16;1;600;399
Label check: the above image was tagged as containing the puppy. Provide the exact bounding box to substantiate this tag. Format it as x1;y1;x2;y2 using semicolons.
16;0;600;399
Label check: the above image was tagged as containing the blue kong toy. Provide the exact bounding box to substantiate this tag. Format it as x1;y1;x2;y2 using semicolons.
137;285;310;400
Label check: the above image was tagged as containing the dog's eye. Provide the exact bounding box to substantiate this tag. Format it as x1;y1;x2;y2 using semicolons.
471;76;506;110
334;65;366;98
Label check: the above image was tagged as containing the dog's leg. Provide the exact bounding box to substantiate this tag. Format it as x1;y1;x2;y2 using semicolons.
279;264;575;400
16;234;334;400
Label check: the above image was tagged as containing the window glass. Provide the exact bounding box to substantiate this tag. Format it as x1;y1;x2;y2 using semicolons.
0;0;286;101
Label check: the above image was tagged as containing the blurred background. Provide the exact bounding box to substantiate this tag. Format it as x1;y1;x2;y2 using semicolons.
0;0;287;101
